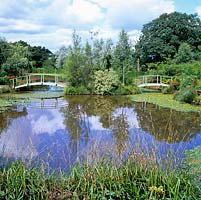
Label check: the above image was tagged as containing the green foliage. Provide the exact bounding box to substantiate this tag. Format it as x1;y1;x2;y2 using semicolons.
1;43;32;76
179;76;197;89
0;77;9;85
64;86;90;95
113;30;134;85
114;84;142;95
0;86;11;94
185;146;201;192
136;12;201;64
94;69;120;95
162;84;175;94
174;43;194;64
0;157;199;199
0;39;54;77
173;87;197;104
0;161;48;199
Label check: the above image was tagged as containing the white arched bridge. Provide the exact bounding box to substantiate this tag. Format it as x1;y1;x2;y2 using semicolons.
135;75;173;88
11;73;67;89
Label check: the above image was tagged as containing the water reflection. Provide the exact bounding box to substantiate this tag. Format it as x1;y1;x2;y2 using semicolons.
0;95;200;171
134;102;201;143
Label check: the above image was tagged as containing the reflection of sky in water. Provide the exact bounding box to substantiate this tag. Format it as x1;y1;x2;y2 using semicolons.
0;98;200;171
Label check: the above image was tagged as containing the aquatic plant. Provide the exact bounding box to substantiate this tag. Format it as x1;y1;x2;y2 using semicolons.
0;148;199;200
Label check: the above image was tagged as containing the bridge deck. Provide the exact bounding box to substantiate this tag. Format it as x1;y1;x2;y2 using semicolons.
11;73;67;89
136;75;172;88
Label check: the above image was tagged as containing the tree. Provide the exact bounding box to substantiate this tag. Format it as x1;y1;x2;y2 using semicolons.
92;38;105;69
29;46;53;68
55;46;68;69
135;12;201;64
174;43;194;64
64;31;85;86
113;30;134;85
2;43;31;76
0;38;10;70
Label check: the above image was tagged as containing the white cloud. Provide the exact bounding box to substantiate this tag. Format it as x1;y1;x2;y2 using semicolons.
196;6;201;16
0;0;175;51
0;18;45;33
94;0;175;29
65;0;104;25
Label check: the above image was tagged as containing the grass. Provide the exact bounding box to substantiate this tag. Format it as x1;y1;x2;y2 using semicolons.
132;93;201;112
0;152;200;200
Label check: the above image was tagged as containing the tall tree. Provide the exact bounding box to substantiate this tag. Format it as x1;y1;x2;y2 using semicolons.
55;46;68;69
64;31;85;86
113;30;134;85
135;12;201;64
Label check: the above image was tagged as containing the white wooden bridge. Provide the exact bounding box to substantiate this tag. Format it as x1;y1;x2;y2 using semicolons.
136;75;172;88
11;73;67;89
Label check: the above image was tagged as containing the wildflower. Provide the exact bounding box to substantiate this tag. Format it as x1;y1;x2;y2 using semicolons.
149;186;165;194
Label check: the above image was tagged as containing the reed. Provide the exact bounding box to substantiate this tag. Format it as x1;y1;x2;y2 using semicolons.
0;150;199;200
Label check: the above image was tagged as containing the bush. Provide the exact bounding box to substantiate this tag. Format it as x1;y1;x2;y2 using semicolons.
0;77;10;85
114;85;142;95
173;87;197;104
94;69;119;95
0;86;11;94
64;85;90;95
162;84;175;94
179;76;197;90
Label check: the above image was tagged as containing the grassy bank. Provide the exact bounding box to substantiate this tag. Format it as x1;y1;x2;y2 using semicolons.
132;93;201;112
0;153;200;200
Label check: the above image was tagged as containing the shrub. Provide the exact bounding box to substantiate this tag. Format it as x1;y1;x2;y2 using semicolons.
94;69;120;95
64;85;90;95
173;87;197;104
0;86;11;94
113;84;141;95
179;76;197;90
162;84;175;94
0;77;10;85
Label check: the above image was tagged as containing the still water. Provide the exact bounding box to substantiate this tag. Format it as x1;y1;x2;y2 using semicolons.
0;94;201;171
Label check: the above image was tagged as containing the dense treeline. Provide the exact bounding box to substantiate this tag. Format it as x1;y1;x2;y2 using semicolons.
1;11;201;98
0;38;54;78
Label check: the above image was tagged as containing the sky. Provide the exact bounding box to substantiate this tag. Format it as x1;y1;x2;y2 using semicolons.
0;0;201;52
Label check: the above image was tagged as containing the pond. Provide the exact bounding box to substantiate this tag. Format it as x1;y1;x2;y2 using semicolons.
0;93;201;172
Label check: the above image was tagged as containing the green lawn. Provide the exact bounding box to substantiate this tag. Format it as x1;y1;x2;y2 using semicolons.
132;93;201;112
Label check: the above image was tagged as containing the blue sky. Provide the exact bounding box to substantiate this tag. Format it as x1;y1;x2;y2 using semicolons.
0;0;201;52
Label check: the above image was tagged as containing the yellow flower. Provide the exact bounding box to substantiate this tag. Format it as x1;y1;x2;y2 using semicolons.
149;186;165;194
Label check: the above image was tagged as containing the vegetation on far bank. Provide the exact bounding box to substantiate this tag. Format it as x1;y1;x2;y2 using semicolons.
1;12;201;98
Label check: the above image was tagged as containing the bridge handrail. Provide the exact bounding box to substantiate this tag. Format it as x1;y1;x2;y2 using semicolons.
135;75;173;88
10;73;67;89
136;75;172;78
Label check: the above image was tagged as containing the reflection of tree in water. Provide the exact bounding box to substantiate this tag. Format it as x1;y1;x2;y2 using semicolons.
0;107;28;134
134;102;201;143
111;109;130;157
62;95;134;155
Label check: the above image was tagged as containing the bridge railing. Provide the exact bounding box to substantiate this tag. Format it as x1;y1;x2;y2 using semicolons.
135;75;173;87
11;73;67;89
14;76;28;88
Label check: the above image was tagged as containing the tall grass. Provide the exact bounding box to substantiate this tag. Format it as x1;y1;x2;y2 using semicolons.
0;151;199;200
